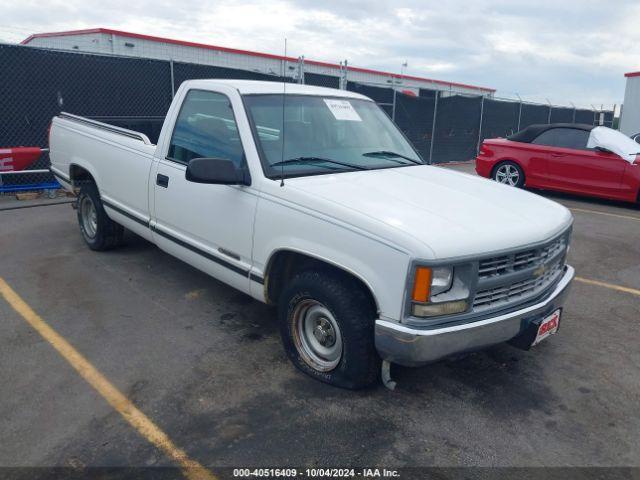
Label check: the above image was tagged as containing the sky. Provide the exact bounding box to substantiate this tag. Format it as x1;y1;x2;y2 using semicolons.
1;0;638;109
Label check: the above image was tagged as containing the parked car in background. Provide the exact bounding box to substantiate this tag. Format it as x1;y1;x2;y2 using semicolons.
49;80;575;389
476;124;640;205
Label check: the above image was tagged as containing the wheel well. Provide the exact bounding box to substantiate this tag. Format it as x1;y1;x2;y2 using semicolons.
263;250;378;313
69;164;95;188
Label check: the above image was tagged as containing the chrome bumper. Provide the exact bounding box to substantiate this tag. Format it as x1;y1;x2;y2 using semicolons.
375;265;575;367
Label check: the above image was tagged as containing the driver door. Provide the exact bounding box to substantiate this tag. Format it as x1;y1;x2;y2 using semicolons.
534;127;625;195
566;149;627;197
151;87;258;294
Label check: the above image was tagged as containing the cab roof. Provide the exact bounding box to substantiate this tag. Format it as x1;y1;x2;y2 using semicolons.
182;79;371;100
508;123;595;143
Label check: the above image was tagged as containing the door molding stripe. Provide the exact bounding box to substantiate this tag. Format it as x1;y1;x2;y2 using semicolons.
101;198;264;284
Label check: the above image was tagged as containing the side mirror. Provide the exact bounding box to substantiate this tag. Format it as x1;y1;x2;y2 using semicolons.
185;157;250;186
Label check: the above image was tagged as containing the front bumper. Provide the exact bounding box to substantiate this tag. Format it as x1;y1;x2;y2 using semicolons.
375;265;575;367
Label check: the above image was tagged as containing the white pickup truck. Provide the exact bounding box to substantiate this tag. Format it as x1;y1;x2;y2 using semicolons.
49;80;575;389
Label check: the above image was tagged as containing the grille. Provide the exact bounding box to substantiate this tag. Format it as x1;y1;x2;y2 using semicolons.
473;233;569;311
474;260;563;309
478;235;566;278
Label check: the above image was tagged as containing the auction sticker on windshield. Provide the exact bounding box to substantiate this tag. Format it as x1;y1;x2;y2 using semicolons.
324;99;362;121
532;309;561;347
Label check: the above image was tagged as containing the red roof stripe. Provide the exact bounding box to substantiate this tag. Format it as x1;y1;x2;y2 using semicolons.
21;28;496;92
624;71;640;78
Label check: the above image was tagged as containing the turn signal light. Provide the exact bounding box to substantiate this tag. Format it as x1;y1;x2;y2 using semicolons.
412;267;432;302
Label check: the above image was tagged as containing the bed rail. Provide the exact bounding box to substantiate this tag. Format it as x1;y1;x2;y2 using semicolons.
58;112;153;145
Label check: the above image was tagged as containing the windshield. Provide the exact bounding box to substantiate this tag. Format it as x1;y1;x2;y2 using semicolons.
243;94;423;178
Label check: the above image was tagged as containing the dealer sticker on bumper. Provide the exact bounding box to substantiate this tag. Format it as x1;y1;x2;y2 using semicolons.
532;309;561;347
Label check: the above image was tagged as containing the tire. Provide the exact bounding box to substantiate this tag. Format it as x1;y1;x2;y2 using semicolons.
278;270;380;389
76;182;125;251
492;161;525;188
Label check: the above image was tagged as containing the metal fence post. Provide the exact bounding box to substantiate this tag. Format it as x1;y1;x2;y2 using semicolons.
339;60;348;90
476;95;485;155
297;55;305;84
546;99;552;124
611;104;616;127
428;91;439;165
343;60;348;90
511;93;524;133
169;59;175;98
392;79;397;122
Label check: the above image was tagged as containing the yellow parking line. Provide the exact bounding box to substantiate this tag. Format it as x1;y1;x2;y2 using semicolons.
575;276;640;297
569;207;640;222
0;277;216;480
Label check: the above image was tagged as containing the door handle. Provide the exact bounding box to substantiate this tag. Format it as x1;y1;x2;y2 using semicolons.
156;174;169;188
551;153;566;157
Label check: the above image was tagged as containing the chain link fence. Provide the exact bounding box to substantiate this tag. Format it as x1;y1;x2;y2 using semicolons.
346;81;614;163
1;43;616;192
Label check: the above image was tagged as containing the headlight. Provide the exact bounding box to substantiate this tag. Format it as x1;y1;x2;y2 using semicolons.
410;265;471;317
431;267;453;296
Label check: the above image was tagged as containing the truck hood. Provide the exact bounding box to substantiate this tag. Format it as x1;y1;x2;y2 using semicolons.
285;165;572;259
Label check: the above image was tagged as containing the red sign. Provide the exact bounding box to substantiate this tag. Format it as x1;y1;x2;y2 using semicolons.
538;315;558;335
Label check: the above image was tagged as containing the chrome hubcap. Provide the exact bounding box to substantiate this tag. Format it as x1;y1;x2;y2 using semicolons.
495;164;520;186
292;299;343;372
312;317;336;347
80;196;98;239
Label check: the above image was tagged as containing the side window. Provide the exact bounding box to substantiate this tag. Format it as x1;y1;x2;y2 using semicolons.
532;128;590;150
168;90;244;166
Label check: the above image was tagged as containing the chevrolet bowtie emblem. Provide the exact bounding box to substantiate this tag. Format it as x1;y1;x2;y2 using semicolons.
533;265;547;277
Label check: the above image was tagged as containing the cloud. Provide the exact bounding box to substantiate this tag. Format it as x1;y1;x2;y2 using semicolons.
1;0;636;107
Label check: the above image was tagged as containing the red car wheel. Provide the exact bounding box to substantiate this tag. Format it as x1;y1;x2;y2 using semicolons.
493;162;525;188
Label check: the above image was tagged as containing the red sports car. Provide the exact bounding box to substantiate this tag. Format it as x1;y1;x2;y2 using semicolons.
476;123;640;205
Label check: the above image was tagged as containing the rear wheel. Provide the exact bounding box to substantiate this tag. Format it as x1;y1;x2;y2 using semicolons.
493;161;525;188
77;183;125;250
278;270;380;389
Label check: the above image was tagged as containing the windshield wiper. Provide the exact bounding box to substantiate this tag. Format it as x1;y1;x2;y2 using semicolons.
271;156;367;170
362;150;423;165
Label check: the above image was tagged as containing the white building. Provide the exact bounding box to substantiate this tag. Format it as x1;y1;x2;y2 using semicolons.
21;28;494;97
620;71;640;135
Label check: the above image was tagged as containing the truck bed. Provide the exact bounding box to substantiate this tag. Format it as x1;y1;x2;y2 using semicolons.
49;112;158;229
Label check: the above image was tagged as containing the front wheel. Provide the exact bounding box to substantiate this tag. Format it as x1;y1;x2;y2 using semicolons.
493;161;525;188
77;183;125;251
278;270;380;389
